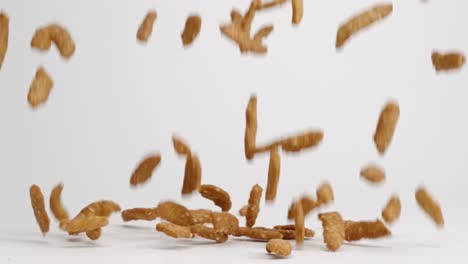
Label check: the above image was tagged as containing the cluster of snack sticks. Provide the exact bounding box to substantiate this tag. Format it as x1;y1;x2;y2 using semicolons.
29;94;445;256
0;0;455;258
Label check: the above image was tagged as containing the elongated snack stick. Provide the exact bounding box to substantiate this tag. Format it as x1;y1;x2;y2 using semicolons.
130;153;161;186
172;135;191;156
182;155;194;194
190;209;213;224
0;13;8;71
336;3;392;49
211;212;239;235
291;0;303;25
156;222;193;238
239;205;248;216
31;24;75;58
220;2;274;54
157;201;194;226
246;184;263;227
266;239;292;257
30;185;50;235
28;66;54;108
233;227;283;241
137;10;157;42
199;184;232;211
121;207;158;222
245;95;257;160
294;200;305;246
191;225;228;243
287;195;317;219
80;200;121;217
273;224;315;238
86;228;102;240
415;187;444;226
280;131;323;153
316;182;334;206
49;183;69;221
344;219;391;241
191;155;202;191
257;226;314;240
266;147;280;201
60;214;108;234
432;51;465;71
382;195;401;224
374;101;399;155
181;14;201;46
360;164;385;184
318;212;345;251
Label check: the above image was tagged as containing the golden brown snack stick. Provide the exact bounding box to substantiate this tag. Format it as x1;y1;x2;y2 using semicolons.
211;212;239;235
245;95;257;160
256;226;313;240
233;227;283;241
199;184;232;212
86;228;101;240
182;155;194;195
137;10;157;42
318;212;345;251
28;66;54;108
172;135;191;156
266;239;292;257
280;131;323;153
220;3;273;54
432;51;465;71
80;200;121;217
294;200;305;246
181;15;201;46
239;205;248;217
287;195;317;219
374;101;399;155
31;24;75;58
156;222;193;238
266;147;281;201
190;225;228;243
256;0;289;10
316;182;334;206
360;164;385;184
49;183;69;221
130;154;161;186
336;3;392;49
273;225;315;238
344;219;391;241
191;155;202;191
30;185;50;235
382;195;401;224
157;201;194;226
60;214;108;234
415;187;444;226
190;209;213;224
121;207;158;222
291;0;303;25
246;184;263;227
0;13;9;70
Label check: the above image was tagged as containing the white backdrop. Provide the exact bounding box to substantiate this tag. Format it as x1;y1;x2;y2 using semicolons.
0;0;467;263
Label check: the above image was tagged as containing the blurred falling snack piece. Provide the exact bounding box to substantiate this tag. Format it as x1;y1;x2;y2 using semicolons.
266;147;281;201
181;14;201;46
30;184;50;236
374;101;399;155
246;184;263;227
318;212;345;251
130;153;161;186
0;12;9;70
28;67;54;108
344;219;391;241
382;195;401;224
291;0;303;25
336;3;392;49
31;23;75;58
49;183;69;221
137;10;157;42
415;187;444;227
360;164;385;184
431;51;465;71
